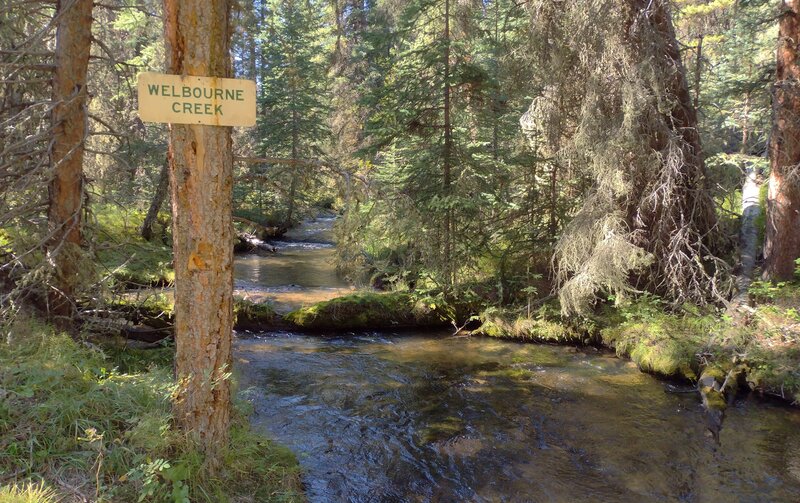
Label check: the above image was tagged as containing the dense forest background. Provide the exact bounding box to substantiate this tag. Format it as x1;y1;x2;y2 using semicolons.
2;0;800;500
1;0;791;312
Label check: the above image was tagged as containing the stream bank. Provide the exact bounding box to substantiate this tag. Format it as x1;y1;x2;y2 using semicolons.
113;214;800;410
94;214;800;500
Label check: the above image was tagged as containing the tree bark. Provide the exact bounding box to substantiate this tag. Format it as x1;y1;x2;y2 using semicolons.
140;155;170;241
163;0;233;471
47;0;93;323
764;0;800;281
693;35;703;110
285;106;299;228
443;0;453;287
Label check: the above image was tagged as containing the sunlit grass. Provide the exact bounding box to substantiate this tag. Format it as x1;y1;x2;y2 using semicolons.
0;317;303;502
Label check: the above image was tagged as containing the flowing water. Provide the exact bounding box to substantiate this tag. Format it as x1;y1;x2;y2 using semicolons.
234;215;356;312
234;217;800;503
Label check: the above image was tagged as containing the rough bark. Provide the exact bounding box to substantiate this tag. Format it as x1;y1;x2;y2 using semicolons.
624;0;722;300
285;107;299;227
163;0;233;471
764;0;800;281
139;155;170;241
693;35;703;110
47;0;93;323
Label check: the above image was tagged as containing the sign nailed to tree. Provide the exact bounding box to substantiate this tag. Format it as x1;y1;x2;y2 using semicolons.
137;72;256;127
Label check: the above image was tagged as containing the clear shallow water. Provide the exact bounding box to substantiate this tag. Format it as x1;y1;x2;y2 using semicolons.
233;217;800;502
233;216;355;311
236;333;800;502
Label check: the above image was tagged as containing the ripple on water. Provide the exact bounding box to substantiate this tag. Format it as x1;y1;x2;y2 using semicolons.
235;333;800;503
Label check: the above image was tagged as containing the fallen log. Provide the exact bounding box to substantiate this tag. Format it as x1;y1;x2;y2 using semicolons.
235;231;277;254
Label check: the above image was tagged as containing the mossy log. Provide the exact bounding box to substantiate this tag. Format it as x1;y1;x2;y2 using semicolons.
284;292;449;331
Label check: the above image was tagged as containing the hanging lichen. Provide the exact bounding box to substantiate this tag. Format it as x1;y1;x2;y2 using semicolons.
520;0;732;315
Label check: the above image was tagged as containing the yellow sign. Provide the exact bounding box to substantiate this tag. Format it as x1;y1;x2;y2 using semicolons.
137;72;256;127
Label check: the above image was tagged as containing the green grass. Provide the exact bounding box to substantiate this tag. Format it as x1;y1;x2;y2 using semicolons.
476;312;592;344
91;204;174;287
0;481;58;503
474;301;602;345
0;317;303;502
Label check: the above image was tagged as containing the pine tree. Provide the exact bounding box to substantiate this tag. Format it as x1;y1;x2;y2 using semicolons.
256;0;330;227
164;0;234;472
522;0;731;313
764;0;800;281
48;0;93;323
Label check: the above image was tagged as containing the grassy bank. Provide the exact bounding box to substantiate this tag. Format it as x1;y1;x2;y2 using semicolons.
475;287;800;406
0;318;303;502
93;205;174;288
284;292;449;331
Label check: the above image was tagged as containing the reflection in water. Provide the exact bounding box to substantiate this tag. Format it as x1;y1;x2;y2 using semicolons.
235;248;349;289
236;334;800;503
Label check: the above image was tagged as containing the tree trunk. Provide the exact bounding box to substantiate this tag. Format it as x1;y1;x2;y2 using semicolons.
693;35;703;110
285;107;299;228
739;163;761;290
163;0;233;471
628;0;722;300
443;0;453;287
140;155;170;241
47;0;93;324
764;0;800;281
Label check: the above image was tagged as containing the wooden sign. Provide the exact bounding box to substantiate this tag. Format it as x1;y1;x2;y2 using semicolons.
137;72;256;127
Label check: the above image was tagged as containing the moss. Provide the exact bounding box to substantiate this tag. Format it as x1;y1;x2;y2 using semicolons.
92;204;174;288
701;386;728;411
473;306;593;344
701;365;728;384
600;316;708;380
418;417;464;444
283;292;448;331
234;298;279;330
0;317;302;502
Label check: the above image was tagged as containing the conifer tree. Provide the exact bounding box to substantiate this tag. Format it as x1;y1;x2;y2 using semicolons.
256;0;329;227
522;0;731;313
764;0;800;281
48;0;93;323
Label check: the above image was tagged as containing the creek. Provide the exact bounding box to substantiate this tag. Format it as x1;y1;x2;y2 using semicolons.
233;217;800;502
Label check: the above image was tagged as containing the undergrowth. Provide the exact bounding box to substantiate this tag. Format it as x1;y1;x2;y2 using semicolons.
91;204;174;288
0;317;303;502
284;291;449;330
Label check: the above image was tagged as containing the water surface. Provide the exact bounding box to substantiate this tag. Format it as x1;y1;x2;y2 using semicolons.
233;217;800;502
236;333;800;502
